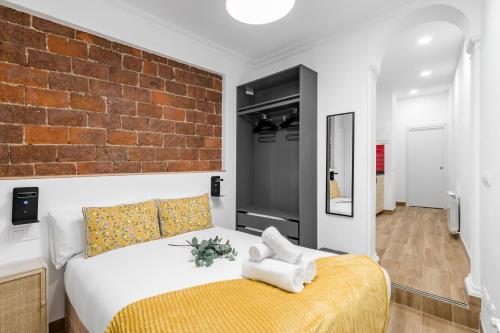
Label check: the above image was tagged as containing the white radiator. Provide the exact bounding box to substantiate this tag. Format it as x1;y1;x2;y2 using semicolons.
447;191;460;235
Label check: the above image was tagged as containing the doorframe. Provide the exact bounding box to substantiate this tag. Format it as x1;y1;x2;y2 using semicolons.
405;124;448;208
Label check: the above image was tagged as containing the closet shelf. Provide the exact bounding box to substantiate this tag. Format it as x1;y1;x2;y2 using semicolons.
237;205;299;222
237;94;300;115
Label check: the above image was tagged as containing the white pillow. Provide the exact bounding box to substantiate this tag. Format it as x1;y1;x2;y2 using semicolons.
48;210;86;270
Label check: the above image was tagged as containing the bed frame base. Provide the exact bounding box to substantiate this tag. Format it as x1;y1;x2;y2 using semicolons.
65;294;89;333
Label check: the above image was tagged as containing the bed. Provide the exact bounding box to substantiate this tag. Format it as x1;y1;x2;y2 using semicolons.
329;198;352;215
64;226;390;333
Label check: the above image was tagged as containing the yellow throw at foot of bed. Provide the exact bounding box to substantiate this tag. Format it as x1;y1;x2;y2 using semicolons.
105;255;389;333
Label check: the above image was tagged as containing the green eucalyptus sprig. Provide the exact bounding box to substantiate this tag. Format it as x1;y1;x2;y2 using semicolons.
170;236;238;267
190;236;238;267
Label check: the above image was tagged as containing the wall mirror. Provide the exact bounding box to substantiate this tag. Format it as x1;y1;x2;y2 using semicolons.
326;112;355;217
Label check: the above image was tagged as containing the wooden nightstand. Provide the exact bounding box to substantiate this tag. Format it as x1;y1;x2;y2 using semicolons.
0;258;48;333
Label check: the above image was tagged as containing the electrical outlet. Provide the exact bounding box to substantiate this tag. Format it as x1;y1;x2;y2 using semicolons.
10;229;26;242
491;317;500;332
483;286;500;332
9;224;39;242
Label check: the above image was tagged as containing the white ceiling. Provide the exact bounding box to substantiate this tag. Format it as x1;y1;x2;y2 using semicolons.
115;0;415;63
378;22;464;97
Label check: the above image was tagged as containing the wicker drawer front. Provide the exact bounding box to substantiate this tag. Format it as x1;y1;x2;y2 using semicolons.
0;272;44;333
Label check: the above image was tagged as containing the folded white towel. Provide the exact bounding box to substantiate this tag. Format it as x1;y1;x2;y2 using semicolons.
298;257;317;283
242;258;305;293
249;242;275;261
261;226;303;264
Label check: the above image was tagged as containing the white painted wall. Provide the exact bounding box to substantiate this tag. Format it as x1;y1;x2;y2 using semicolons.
0;0;249;322
376;91;392;142
449;43;473;256
376;90;396;211
480;0;500;330
393;91;450;203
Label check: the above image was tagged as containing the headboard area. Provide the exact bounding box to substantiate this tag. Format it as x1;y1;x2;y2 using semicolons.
0;3;230;324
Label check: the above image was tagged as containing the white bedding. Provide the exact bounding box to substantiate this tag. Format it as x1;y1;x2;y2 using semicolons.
65;227;390;333
329;198;352;215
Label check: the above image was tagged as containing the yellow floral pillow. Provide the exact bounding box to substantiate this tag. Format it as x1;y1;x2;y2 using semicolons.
83;200;160;258
158;193;213;238
330;180;342;199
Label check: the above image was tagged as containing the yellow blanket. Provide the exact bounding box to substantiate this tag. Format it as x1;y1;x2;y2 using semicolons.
105;255;388;333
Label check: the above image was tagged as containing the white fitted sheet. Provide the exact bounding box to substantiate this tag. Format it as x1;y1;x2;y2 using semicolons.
65;226;390;333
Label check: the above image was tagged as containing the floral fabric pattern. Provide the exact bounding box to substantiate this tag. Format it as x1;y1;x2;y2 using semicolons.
158;194;212;238
83;200;160;258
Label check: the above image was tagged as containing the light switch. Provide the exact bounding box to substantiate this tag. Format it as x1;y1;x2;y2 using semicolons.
25;225;39;240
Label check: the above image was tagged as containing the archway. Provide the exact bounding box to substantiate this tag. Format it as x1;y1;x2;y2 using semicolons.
366;3;481;301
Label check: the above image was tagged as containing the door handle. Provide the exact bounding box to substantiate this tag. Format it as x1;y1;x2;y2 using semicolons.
440;167;444;170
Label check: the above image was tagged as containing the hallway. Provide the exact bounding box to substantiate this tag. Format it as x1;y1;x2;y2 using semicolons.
377;206;470;302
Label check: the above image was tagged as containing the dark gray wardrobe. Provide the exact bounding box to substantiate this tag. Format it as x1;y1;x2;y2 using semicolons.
236;65;318;249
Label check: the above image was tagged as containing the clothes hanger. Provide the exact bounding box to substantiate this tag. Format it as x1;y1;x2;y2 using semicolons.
253;114;278;133
279;108;299;129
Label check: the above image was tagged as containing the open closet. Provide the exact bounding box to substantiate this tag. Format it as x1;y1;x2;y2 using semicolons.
236;65;318;249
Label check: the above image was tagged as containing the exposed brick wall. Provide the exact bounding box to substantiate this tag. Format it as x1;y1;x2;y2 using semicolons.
0;5;223;177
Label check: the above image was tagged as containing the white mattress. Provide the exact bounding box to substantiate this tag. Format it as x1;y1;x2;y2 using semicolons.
65;227;390;333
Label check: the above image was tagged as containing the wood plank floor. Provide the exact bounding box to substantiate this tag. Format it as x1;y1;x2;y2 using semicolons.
377;206;470;303
387;303;477;332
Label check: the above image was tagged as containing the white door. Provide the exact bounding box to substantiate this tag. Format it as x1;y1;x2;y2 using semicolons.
407;127;445;208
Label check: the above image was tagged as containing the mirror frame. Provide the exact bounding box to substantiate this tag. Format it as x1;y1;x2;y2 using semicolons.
326;112;355;217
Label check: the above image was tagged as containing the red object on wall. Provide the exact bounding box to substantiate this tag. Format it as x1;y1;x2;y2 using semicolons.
376;144;385;173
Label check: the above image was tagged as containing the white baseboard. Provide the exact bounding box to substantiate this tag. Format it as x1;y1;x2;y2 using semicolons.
465;275;482;298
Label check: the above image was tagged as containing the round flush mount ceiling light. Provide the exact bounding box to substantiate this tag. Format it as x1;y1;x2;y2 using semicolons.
417;36;433;45
409;89;419;95
225;0;296;25
420;70;432;77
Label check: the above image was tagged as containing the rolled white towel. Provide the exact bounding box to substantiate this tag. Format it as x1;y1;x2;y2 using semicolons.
242;258;305;293
262;226;303;264
298;257;317;284
249;242;275;261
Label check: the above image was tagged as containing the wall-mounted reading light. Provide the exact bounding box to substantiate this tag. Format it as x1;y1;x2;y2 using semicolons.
12;187;39;225
211;176;224;197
